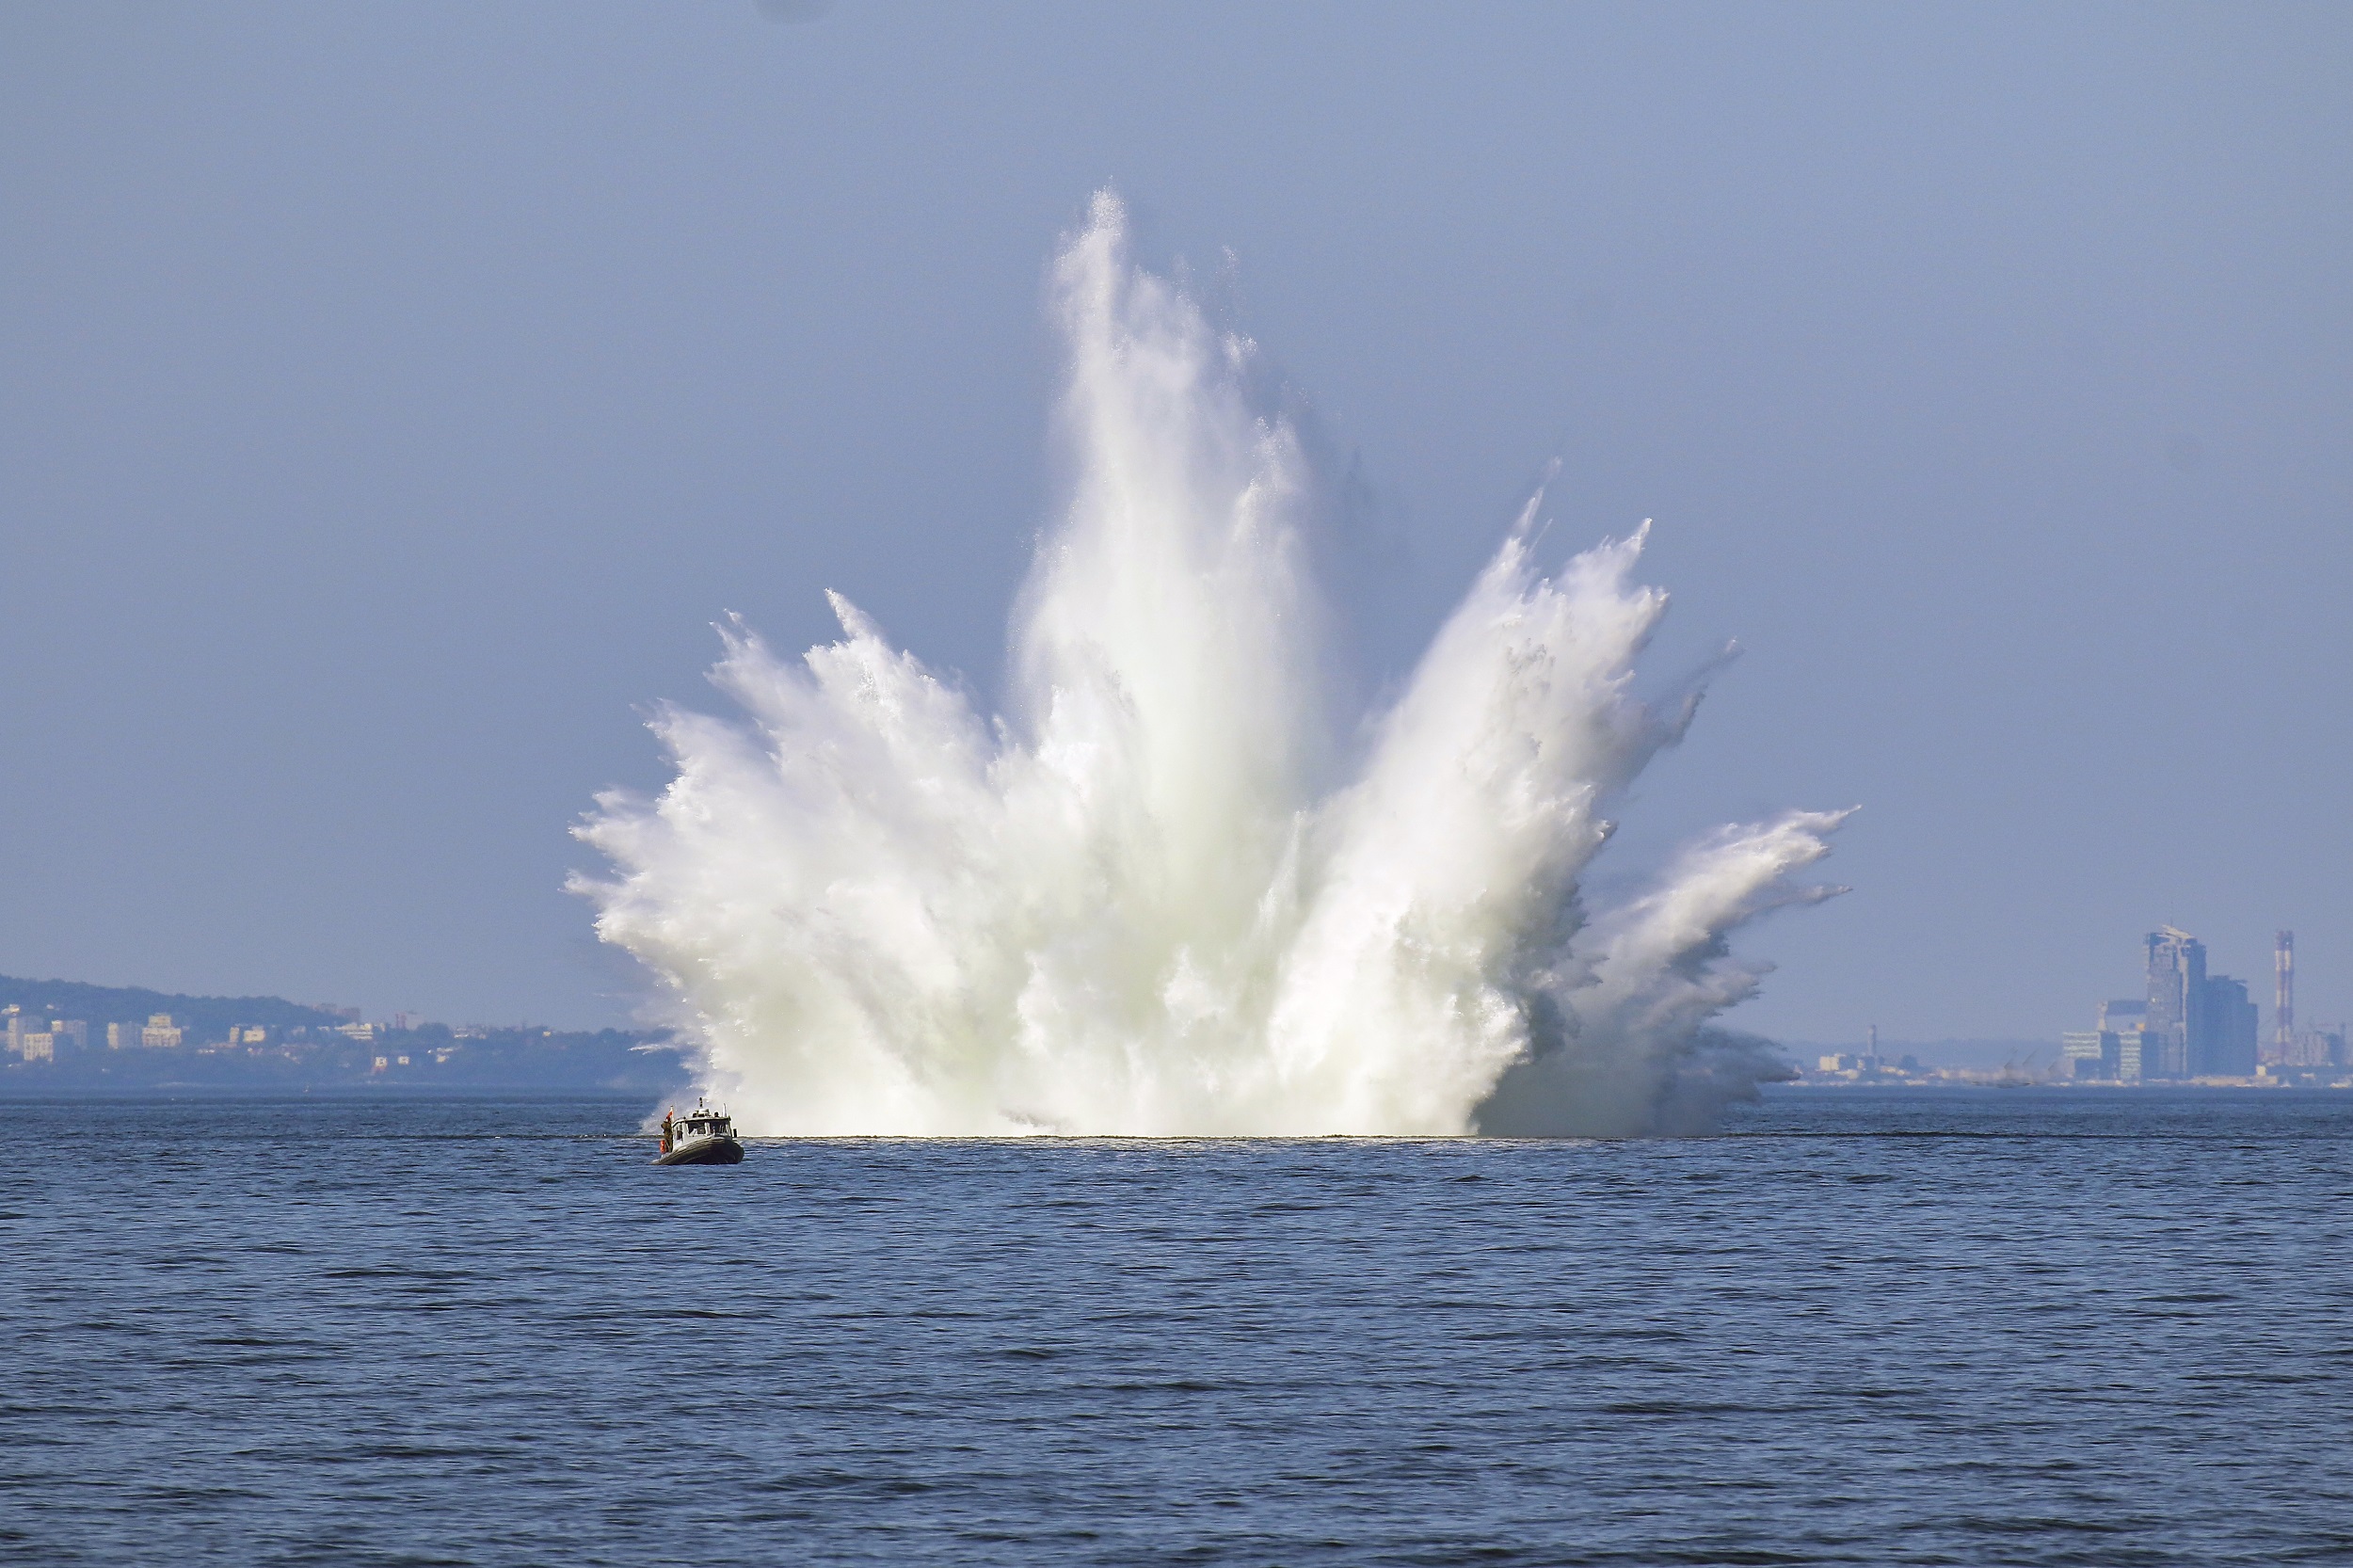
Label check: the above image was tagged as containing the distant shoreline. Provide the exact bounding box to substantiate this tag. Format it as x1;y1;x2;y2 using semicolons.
1766;1080;2350;1093
0;1083;658;1098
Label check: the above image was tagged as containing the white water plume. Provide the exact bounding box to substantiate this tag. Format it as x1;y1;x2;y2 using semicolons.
574;192;1849;1137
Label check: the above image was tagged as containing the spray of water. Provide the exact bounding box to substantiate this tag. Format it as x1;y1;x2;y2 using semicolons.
573;192;1849;1137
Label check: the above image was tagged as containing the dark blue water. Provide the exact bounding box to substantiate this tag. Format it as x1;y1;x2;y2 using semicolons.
4;1090;2349;1566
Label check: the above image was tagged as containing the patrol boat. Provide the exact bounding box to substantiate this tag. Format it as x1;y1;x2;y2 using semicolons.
654;1098;744;1165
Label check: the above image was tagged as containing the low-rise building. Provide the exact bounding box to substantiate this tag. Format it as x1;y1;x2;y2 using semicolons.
2288;1028;2347;1069
2065;1000;2164;1082
2060;1030;2119;1080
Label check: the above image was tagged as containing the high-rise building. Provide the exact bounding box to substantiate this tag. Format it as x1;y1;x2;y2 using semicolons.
2146;928;2206;1080
140;1013;184;1049
105;1020;139;1050
2138;930;2259;1078
2199;976;2258;1077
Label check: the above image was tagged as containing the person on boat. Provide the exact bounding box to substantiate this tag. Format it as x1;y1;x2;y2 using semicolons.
660;1108;675;1156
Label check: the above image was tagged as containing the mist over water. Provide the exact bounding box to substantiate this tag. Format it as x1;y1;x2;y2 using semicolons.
574;193;1847;1137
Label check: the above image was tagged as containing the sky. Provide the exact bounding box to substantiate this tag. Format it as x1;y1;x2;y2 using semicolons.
1;1;2346;1039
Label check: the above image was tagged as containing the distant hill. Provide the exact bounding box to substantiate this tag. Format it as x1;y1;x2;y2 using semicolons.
0;972;691;1095
0;973;351;1040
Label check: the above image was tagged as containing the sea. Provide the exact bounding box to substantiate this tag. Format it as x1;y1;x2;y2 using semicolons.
3;1089;2348;1566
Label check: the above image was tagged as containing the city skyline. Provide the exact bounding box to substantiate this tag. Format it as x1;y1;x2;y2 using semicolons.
12;921;2347;1083
2052;923;2347;1084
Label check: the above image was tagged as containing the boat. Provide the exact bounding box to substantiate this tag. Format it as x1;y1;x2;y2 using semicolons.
654;1097;744;1165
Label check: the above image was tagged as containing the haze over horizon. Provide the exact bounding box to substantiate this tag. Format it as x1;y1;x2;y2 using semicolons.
3;2;2346;1038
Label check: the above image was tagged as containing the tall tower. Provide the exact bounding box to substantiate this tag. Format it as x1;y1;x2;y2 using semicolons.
2273;931;2296;1064
2146;927;2206;1080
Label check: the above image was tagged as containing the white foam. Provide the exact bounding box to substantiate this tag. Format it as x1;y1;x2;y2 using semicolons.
573;192;1847;1136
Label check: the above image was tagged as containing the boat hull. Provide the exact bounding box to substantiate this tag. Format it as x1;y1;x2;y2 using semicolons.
654;1135;744;1166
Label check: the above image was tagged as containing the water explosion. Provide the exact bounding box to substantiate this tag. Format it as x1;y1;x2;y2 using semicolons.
574;194;1848;1137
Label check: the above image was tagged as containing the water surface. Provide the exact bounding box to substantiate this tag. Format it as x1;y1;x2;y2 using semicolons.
4;1089;2348;1565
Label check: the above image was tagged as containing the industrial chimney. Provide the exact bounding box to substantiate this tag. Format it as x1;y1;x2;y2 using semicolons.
2273;931;2296;1064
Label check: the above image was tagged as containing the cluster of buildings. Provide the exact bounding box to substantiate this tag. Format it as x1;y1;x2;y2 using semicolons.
2061;927;2347;1084
2;1007;92;1060
2;1006;182;1060
1813;1027;1935;1082
0;1003;386;1063
0;954;686;1094
1808;1028;2057;1084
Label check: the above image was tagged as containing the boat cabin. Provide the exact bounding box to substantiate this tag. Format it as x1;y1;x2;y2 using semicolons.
657;1097;742;1161
666;1107;733;1146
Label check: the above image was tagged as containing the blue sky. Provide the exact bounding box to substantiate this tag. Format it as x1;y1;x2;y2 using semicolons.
2;1;2346;1037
